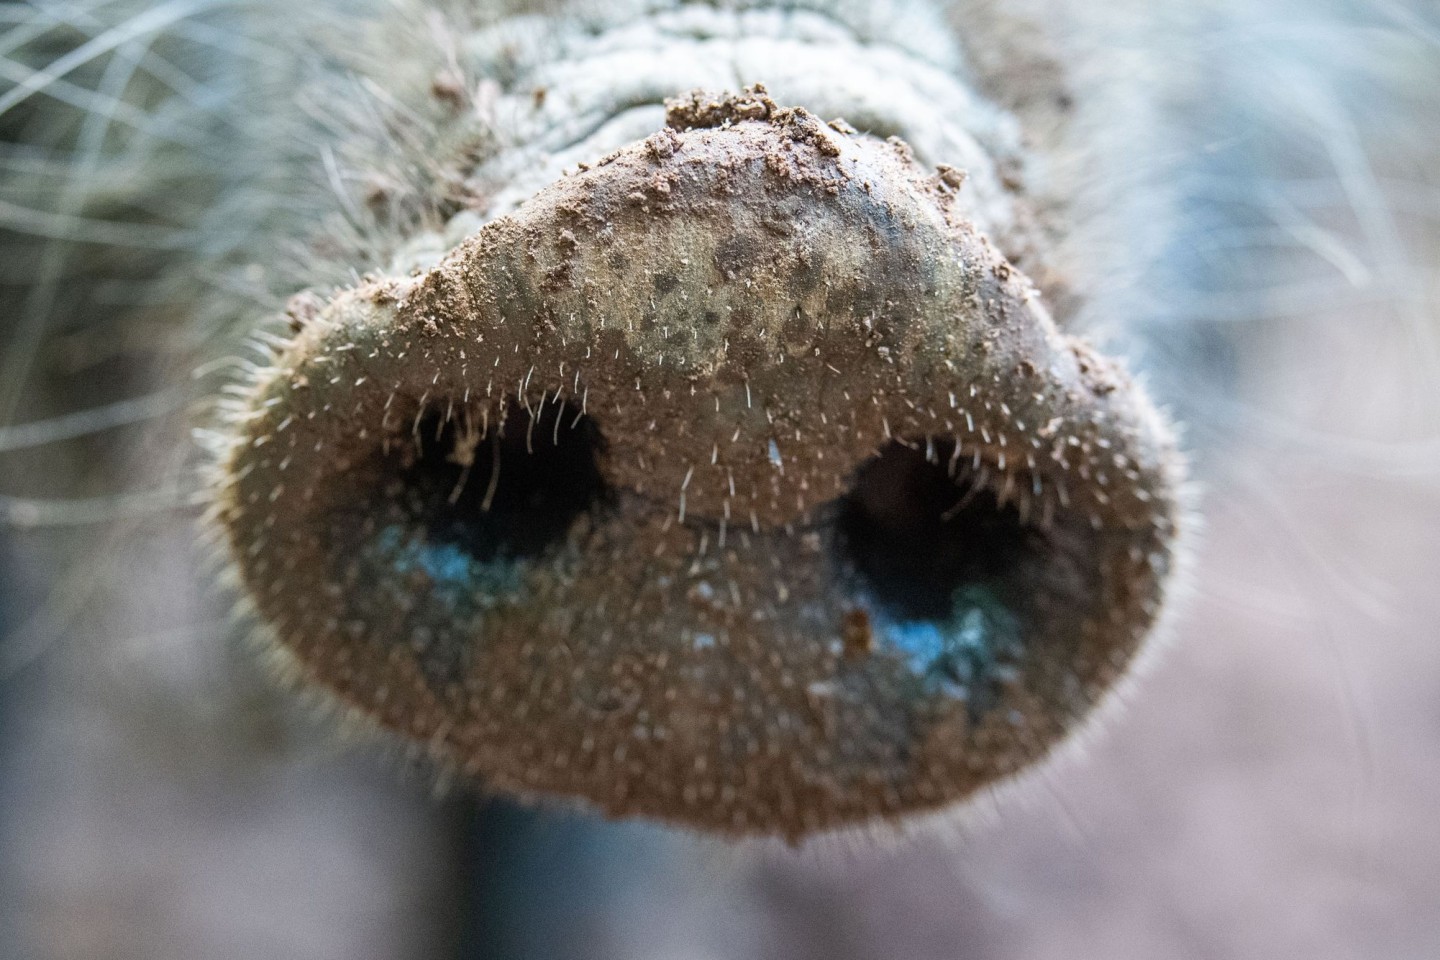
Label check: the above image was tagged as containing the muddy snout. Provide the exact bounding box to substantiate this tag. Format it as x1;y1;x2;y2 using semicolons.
213;88;1185;841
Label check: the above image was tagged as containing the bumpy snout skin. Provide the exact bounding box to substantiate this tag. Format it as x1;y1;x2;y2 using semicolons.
215;89;1183;842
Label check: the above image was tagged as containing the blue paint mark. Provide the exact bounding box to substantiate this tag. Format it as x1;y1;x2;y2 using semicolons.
768;439;782;468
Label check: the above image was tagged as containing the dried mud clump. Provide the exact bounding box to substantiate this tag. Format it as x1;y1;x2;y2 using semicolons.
210;88;1185;843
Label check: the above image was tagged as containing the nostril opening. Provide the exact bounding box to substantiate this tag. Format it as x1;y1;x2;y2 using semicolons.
380;397;607;564
832;438;1092;705
836;440;1039;625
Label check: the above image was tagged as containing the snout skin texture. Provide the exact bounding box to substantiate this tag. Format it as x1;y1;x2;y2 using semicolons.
214;89;1184;842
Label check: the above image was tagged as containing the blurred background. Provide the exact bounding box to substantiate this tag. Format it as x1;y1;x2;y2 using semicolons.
1;1;1438;957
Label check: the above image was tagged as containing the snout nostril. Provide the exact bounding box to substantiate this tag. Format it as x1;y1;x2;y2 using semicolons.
837;440;1038;624
307;397;609;695
834;439;1095;711
380;399;607;565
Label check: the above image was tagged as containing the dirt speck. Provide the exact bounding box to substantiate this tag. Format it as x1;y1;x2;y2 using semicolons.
842;609;874;661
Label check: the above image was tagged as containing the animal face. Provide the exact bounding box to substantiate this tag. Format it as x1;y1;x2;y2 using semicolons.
1;0;1436;956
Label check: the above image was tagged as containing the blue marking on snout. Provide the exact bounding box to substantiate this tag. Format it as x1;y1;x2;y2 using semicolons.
875;584;1022;703
373;524;525;610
